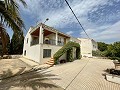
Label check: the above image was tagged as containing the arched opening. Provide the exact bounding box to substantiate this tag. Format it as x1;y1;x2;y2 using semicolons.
24;50;26;56
54;41;81;64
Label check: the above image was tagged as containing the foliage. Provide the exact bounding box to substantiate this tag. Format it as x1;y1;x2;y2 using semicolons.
0;25;10;56
94;41;120;61
53;41;80;64
10;31;24;54
67;48;73;62
0;0;27;32
92;50;102;57
97;42;108;51
108;57;120;61
105;42;120;58
112;42;120;57
0;0;27;56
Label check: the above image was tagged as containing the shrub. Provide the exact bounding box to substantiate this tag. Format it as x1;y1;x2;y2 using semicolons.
92;50;102;57
108;57;120;62
53;41;81;64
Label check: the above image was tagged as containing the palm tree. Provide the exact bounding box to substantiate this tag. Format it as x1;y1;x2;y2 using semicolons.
0;0;27;56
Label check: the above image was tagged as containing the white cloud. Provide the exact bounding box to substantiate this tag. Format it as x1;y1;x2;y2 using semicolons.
80;21;120;43
66;31;74;35
20;0;111;28
20;0;120;43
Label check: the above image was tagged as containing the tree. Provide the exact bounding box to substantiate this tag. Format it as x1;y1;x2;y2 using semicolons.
112;42;120;57
104;41;120;58
0;0;27;32
0;0;27;56
97;42;108;51
0;24;10;56
106;44;114;57
10;31;24;54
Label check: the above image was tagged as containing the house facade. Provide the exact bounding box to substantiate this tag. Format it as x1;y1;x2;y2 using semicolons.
23;23;81;64
23;23;98;64
78;38;98;57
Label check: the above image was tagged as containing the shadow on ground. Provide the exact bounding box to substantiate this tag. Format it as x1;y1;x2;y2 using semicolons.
0;67;26;79
0;69;62;90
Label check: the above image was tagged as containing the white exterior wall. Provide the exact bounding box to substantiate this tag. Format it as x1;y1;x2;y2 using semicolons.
78;38;98;57
39;44;66;64
58;35;65;42
25;45;40;63
92;40;98;51
45;33;55;40
23;27;41;63
73;47;76;59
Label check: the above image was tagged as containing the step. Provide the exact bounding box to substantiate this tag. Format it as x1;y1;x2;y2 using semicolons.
46;62;54;65
47;60;54;63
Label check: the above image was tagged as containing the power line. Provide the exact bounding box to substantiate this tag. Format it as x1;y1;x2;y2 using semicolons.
64;0;90;39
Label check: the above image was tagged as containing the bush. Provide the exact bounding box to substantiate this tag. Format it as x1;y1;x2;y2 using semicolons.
53;41;81;64
92;50;102;57
108;57;120;62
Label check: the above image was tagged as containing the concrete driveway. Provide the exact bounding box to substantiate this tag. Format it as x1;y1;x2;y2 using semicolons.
0;59;63;90
47;58;120;90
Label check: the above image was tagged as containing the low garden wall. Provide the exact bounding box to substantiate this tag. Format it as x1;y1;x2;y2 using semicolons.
0;55;22;59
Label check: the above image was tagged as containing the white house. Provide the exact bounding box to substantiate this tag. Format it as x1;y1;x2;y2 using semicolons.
78;38;98;57
23;23;81;64
23;23;98;64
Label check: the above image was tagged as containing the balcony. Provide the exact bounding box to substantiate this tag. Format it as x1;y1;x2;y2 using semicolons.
43;39;56;45
43;39;64;46
58;41;64;46
30;38;65;46
30;38;39;46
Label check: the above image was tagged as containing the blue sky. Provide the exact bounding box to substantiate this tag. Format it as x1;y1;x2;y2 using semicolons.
8;0;120;43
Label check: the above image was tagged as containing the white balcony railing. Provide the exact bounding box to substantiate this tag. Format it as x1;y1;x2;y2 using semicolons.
31;38;65;46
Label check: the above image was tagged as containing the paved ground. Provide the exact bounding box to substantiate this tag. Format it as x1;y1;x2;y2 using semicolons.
0;58;120;90
0;59;63;90
0;59;31;79
0;69;64;90
19;57;39;67
46;58;120;90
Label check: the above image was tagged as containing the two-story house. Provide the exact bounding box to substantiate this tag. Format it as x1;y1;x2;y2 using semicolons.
23;23;98;64
23;23;80;64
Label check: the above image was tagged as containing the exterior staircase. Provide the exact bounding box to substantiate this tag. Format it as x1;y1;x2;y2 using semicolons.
45;57;54;66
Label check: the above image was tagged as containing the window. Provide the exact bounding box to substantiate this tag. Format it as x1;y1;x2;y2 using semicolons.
27;38;28;43
43;49;51;58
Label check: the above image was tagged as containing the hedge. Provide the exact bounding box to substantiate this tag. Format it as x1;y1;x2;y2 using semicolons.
67;48;73;62
53;41;81;64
